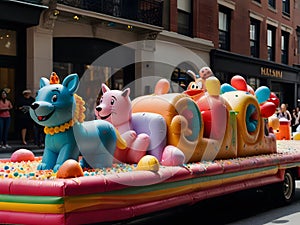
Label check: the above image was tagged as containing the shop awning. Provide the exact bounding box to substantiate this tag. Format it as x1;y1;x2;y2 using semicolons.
0;0;48;27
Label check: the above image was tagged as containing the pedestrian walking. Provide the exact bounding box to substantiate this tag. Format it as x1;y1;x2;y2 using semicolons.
291;107;300;132
16;89;35;145
0;89;13;149
277;103;292;122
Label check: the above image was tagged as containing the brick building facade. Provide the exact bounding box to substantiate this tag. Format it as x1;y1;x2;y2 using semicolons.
168;0;300;107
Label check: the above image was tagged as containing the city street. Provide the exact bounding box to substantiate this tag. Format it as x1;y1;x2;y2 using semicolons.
103;181;300;225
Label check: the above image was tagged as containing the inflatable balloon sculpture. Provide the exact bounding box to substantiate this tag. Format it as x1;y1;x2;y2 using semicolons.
29;72;126;172
131;72;278;162
95;83;186;166
220;74;278;155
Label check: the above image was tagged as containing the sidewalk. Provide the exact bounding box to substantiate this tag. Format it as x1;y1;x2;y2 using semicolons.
0;140;44;154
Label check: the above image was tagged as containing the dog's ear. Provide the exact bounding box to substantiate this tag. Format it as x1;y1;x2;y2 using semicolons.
40;77;50;88
62;74;79;94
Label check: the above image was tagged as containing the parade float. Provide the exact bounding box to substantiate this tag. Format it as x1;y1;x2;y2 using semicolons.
1;70;300;225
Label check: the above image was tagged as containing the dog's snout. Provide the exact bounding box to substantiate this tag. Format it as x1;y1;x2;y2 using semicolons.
31;102;39;110
96;106;102;112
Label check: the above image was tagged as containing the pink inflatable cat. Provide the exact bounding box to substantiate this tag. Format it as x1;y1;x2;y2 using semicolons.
95;84;150;163
95;83;185;166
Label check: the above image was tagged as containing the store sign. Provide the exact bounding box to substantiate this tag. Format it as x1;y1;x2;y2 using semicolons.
260;67;282;78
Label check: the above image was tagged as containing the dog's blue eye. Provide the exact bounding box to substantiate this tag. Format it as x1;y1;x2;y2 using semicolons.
52;95;57;102
111;99;114;105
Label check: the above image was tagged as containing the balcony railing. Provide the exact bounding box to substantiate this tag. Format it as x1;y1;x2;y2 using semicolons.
19;0;43;4
57;0;163;27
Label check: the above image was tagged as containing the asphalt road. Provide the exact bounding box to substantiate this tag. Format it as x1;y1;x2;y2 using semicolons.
94;182;300;225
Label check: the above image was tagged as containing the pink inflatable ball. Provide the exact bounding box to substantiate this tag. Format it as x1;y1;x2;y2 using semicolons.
154;78;170;95
231;75;247;91
10;149;35;162
161;145;185;166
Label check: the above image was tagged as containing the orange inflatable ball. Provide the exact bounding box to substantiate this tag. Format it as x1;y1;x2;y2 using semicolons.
56;159;84;178
136;155;160;172
11;149;35;162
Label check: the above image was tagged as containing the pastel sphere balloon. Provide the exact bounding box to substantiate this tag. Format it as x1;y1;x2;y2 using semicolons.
231;75;247;91
136;155;160;172
268;115;279;130
154;78;170;95
268;92;280;107
255;86;270;104
247;85;255;95
260;102;276;118
293;132;300;140
220;83;236;94
206;76;220;96
199;66;213;79
11;149;35;162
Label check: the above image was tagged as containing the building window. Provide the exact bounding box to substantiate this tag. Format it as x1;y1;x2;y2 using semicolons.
0;29;16;56
250;19;260;57
218;6;231;51
297;26;300;61
268;0;276;8
267;25;276;61
281;31;289;64
282;0;290;16
177;0;192;37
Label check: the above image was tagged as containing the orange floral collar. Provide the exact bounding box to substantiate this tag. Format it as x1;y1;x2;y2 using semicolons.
44;94;86;135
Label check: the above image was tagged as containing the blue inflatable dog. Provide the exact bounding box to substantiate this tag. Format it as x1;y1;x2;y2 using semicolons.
30;72;125;171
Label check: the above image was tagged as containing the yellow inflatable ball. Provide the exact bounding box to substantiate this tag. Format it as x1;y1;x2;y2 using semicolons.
293;132;300;140
136;155;160;172
268;115;280;131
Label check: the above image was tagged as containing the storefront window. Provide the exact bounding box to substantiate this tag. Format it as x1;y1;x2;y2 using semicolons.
248;77;260;90
0;29;16;56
